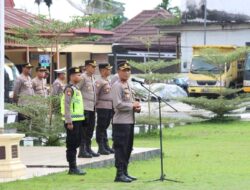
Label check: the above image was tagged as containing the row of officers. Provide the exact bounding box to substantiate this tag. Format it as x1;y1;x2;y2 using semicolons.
13;60;141;183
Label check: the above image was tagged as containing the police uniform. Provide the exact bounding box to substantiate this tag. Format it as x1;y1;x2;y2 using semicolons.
61;67;86;175
111;61;140;183
32;67;48;97
13;63;34;106
52;68;66;96
78;60;99;158
95;63;114;155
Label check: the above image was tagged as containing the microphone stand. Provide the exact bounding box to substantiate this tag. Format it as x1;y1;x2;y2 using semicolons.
139;82;182;183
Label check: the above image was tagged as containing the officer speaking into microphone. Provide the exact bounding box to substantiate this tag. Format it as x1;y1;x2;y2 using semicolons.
111;60;141;183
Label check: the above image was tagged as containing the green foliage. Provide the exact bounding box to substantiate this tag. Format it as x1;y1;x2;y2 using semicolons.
200;47;250;68
156;0;181;18
5;95;64;146
179;95;250;118
129;59;180;74
6;14;107;54
135;73;177;82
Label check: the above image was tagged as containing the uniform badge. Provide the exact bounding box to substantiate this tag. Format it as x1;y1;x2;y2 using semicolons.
66;90;72;96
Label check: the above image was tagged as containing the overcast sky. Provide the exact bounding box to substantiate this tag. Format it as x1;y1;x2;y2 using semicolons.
13;0;181;21
13;0;250;22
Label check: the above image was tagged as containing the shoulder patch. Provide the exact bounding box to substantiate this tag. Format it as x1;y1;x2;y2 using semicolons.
65;87;73;96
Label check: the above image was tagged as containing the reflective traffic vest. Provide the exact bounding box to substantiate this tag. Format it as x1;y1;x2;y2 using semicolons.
61;85;85;121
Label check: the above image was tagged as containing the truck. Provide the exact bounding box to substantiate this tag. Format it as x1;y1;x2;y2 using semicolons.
188;45;244;97
243;53;250;92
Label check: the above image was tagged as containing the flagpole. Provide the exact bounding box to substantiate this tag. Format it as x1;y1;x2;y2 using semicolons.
0;0;5;133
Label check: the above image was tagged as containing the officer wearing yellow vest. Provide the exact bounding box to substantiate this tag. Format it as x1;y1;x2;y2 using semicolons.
61;67;86;175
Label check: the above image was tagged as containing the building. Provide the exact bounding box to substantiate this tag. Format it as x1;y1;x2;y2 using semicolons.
4;0;113;76
100;9;180;73
159;21;250;72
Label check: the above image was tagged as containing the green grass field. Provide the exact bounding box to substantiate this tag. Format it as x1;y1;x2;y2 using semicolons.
1;120;250;190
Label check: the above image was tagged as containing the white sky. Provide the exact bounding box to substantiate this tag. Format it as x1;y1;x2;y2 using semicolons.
14;0;249;22
14;0;181;21
13;0;181;21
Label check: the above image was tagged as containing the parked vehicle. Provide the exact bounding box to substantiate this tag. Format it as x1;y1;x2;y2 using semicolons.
188;45;244;97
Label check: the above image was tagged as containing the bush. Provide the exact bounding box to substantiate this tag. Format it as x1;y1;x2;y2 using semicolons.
5;95;64;146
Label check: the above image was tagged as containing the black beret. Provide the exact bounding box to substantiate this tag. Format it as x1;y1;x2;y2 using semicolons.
117;60;131;70
36;66;47;72
85;60;97;67
99;63;113;70
68;67;81;76
22;63;33;68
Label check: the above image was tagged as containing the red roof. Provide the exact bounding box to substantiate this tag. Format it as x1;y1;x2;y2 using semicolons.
73;27;114;35
5;8;47;29
4;6;113;47
5;0;15;8
100;10;177;51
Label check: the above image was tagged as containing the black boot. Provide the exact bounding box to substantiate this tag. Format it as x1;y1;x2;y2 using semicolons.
124;165;137;181
104;141;115;154
68;162;86;175
78;143;92;158
114;166;132;183
87;143;100;157
98;142;110;155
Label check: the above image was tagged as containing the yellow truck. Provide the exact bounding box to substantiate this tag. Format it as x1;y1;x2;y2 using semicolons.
188;45;244;97
243;53;250;92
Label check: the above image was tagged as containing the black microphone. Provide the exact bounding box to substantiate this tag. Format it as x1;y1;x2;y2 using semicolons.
131;78;144;85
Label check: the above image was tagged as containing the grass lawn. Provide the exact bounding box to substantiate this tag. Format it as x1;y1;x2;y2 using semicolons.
1;120;250;190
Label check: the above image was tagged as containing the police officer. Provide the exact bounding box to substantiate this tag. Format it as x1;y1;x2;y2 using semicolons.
32;66;48;97
52;68;66;96
61;67;86;175
95;63;114;155
13;63;34;105
78;60;100;158
111;61;141;183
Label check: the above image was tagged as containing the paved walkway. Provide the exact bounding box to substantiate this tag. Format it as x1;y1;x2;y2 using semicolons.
0;147;160;183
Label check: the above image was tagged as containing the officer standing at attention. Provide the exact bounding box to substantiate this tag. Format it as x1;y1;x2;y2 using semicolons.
52;68;66;96
32;66;48;97
95;63;114;155
111;61;141;183
78;60;100;158
61;67;86;175
13;63;34;105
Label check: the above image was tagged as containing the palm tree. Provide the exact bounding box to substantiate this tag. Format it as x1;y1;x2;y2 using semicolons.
44;0;53;19
156;0;181;17
34;0;43;14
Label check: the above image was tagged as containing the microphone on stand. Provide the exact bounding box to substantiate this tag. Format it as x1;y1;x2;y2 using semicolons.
131;78;144;85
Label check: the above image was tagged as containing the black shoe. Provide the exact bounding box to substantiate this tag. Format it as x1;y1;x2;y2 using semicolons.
98;143;110;155
114;174;132;183
124;166;137;181
88;148;100;157
104;142;115;154
78;151;92;158
125;174;137;181
68;168;86;175
78;145;93;158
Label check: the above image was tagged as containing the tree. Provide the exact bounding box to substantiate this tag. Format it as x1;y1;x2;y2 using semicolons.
179;47;250;119
6;96;63;146
5;15;105;140
156;0;181;17
34;0;43;14
44;0;53;19
67;0;127;30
